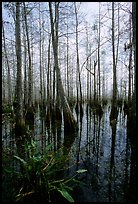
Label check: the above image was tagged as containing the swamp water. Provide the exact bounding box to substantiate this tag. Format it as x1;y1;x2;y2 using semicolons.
2;103;136;202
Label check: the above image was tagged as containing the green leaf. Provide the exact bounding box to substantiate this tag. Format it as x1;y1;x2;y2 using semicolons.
76;169;87;174
72;178;87;186
62;184;73;191
45;143;53;152
58;186;74;202
31;139;36;147
4;167;14;174
14;155;27;165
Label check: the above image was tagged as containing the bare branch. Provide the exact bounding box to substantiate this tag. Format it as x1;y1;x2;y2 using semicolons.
80;39;110;72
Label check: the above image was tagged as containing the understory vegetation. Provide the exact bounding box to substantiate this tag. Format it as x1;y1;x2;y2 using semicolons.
2;138;87;202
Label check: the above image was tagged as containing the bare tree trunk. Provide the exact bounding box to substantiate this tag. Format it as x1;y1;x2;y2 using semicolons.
74;2;82;104
53;65;56;107
42;20;46;106
2;55;6;103
74;2;83;117
46;34;53;124
15;2;25;135
132;2;136;112
23;2;33;108
97;2;101;102
66;16;70;99
47;35;51;106
86;23;89;101
112;2;117;105
49;2;77;132
23;2;34;126
22;14;27;107
39;3;43;108
128;14;132;103
110;2;118;122
115;3;120;69
94;60;97;101
2;22;11;105
89;52;92;102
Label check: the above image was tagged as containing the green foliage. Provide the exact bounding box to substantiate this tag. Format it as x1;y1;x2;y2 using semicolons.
76;169;87;174
12;139;87;202
2;104;13;114
58;184;74;202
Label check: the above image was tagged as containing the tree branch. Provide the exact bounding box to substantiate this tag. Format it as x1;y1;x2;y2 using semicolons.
80;39;110;72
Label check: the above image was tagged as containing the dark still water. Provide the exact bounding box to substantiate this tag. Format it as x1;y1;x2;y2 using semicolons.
2;103;136;202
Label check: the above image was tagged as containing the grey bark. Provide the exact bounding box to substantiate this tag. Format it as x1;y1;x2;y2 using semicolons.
2;22;12;105
128;14;132;103
112;2;117;105
15;2;24;121
23;2;33;107
66;16;70;98
97;2;101;102
42;20;46;104
132;2;136;110
39;3;43;105
86;23;89;101
94;61;97;101
74;2;82;103
22;14;27;106
49;2;77;131
47;34;51;105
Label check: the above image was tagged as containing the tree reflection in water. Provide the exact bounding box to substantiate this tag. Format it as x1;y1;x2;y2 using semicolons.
2;103;136;202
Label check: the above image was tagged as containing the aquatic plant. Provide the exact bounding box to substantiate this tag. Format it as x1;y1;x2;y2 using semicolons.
13;139;87;202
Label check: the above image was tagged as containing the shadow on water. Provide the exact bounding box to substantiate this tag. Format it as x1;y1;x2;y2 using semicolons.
2;102;136;202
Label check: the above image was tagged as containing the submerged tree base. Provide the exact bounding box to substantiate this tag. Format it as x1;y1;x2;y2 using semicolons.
15;117;26;137
89;100;103;117
25;106;35;124
75;103;83;117
63;110;78;133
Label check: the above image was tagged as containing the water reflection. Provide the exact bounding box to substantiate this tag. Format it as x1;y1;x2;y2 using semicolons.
2;103;136;202
126;111;136;202
108;110;118;202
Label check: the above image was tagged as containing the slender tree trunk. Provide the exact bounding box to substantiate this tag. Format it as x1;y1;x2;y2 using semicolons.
2;22;11;105
47;34;51;106
15;2;25;135
53;65;56;107
115;3;120;69
49;2;77;132
42;20;46;105
46;34;52;124
2;57;6;103
23;2;34;126
74;2;82;104
66;16;70;99
22;15;27;107
94;61;97;101
39;3;43;107
112;2;117;105
97;2;101;102
132;2;136;112
23;2;33;108
128;15;132;103
89;53;92;102
110;2;118;122
11;38;16;102
86;23;89;101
